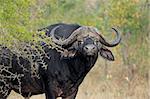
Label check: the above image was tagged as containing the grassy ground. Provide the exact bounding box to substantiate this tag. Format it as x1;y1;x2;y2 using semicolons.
8;58;149;99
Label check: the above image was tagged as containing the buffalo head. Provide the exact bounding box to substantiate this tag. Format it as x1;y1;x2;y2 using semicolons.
50;25;121;61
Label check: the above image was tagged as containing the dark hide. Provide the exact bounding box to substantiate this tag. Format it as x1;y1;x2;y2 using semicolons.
0;23;118;99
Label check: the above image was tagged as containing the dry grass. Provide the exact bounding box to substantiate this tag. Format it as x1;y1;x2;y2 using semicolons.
8;58;149;99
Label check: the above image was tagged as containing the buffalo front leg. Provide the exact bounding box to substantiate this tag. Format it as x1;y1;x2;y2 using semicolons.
24;98;30;99
45;83;56;99
0;87;11;99
62;89;78;99
45;91;56;99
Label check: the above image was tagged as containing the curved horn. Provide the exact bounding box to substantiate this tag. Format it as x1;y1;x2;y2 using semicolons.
99;28;121;47
50;26;82;46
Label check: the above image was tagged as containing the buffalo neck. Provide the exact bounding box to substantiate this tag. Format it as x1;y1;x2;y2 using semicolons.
42;46;98;86
65;53;98;83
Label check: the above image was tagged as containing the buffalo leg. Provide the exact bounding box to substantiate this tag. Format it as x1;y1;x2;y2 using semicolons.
45;84;56;99
45;91;56;99
62;89;78;99
0;88;11;99
0;94;10;99
24;98;30;99
24;93;31;99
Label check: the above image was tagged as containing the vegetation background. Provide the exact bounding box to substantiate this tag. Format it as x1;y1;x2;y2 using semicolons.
0;0;149;99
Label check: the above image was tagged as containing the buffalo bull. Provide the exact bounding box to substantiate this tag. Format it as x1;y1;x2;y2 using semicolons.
0;23;121;99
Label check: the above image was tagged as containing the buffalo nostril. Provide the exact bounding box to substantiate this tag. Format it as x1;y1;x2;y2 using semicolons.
92;46;96;50
84;46;88;50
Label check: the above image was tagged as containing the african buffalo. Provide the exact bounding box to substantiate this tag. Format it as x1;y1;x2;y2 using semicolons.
0;23;121;99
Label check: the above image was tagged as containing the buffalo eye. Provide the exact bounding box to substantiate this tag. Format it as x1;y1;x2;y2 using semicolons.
95;41;102;49
94;41;98;45
94;40;100;45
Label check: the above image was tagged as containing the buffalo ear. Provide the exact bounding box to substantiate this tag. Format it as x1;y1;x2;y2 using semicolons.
99;47;114;61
